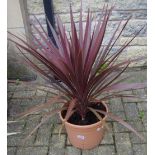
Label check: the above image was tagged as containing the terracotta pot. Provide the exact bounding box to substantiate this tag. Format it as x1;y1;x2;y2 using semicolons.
60;102;108;150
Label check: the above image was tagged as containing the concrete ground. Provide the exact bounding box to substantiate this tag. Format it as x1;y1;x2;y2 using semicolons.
7;69;147;155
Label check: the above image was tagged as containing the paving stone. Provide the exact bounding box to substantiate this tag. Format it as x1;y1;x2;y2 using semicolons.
133;144;147;155
7;120;25;133
82;145;116;155
137;102;147;112
35;89;47;97
144;88;147;94
16;146;48;155
48;134;66;155
96;121;113;133
113;111;126;121
107;110;127;122
20;98;46;106
130;132;147;144
13;91;36;98
113;122;129;132
127;89;147;103
133;89;146;96
122;95;146;103
23;115;41;135
120;90;133;95
8;104;27;117
8;99;21;105
105;122;113;133
109;98;124;112
115;133;133;155
7;133;35;146
48;146;66;155
52;124;66;134
123;71;146;83
15;84;36;91
101;132;114;144
124;103;139;121
142;111;147;130
65;146;81;155
8;84;17;92
50;114;62;124
7;147;16;155
8;99;22;116
7;116;15;121
82;147;99;155
50;134;66;147
114;121;145;133
34;123;52;145
8;92;14;100
128;121;145;132
143;121;147;131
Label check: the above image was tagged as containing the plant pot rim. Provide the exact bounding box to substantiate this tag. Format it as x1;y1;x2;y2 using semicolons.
59;101;108;129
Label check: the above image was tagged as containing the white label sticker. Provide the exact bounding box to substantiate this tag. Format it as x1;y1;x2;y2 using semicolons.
97;127;101;131
77;135;85;140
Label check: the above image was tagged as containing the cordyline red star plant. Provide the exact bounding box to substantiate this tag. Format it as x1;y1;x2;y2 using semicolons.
8;4;146;141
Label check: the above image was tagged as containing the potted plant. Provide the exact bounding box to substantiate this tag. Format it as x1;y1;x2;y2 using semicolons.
8;4;146;150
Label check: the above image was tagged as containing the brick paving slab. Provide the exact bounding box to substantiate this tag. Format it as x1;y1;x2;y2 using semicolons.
34;123;52;146
23;115;41;136
113;111;127;120
137;102;147;111
133;89;146;96
130;132;147;144
122;71;146;83
35;89;47;96
65;146;81;155
124;103;139;121
14;83;37;91
101;132;114;144
7;120;25;133
16;146;48;155
105;122;113;133
142;111;147;130
49;134;66;155
20;98;46;106
50;114;62;124
13;90;36;98
8;99;22;116
133;144;147;155
114;121;145;133
8;92;14;100
106;111;126;122
50;134;66;147
115;133;133;155
52;124;66;134
48;146;66;155
109;98;124;112
9;104;28;117
122;96;147;103
7;133;35;147
82;145;116;155
7;84;17;92
7;147;16;155
137;102;147;112
121;90;145;103
113;122;130;132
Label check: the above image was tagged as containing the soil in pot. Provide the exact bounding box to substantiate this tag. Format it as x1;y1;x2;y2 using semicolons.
61;102;106;125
